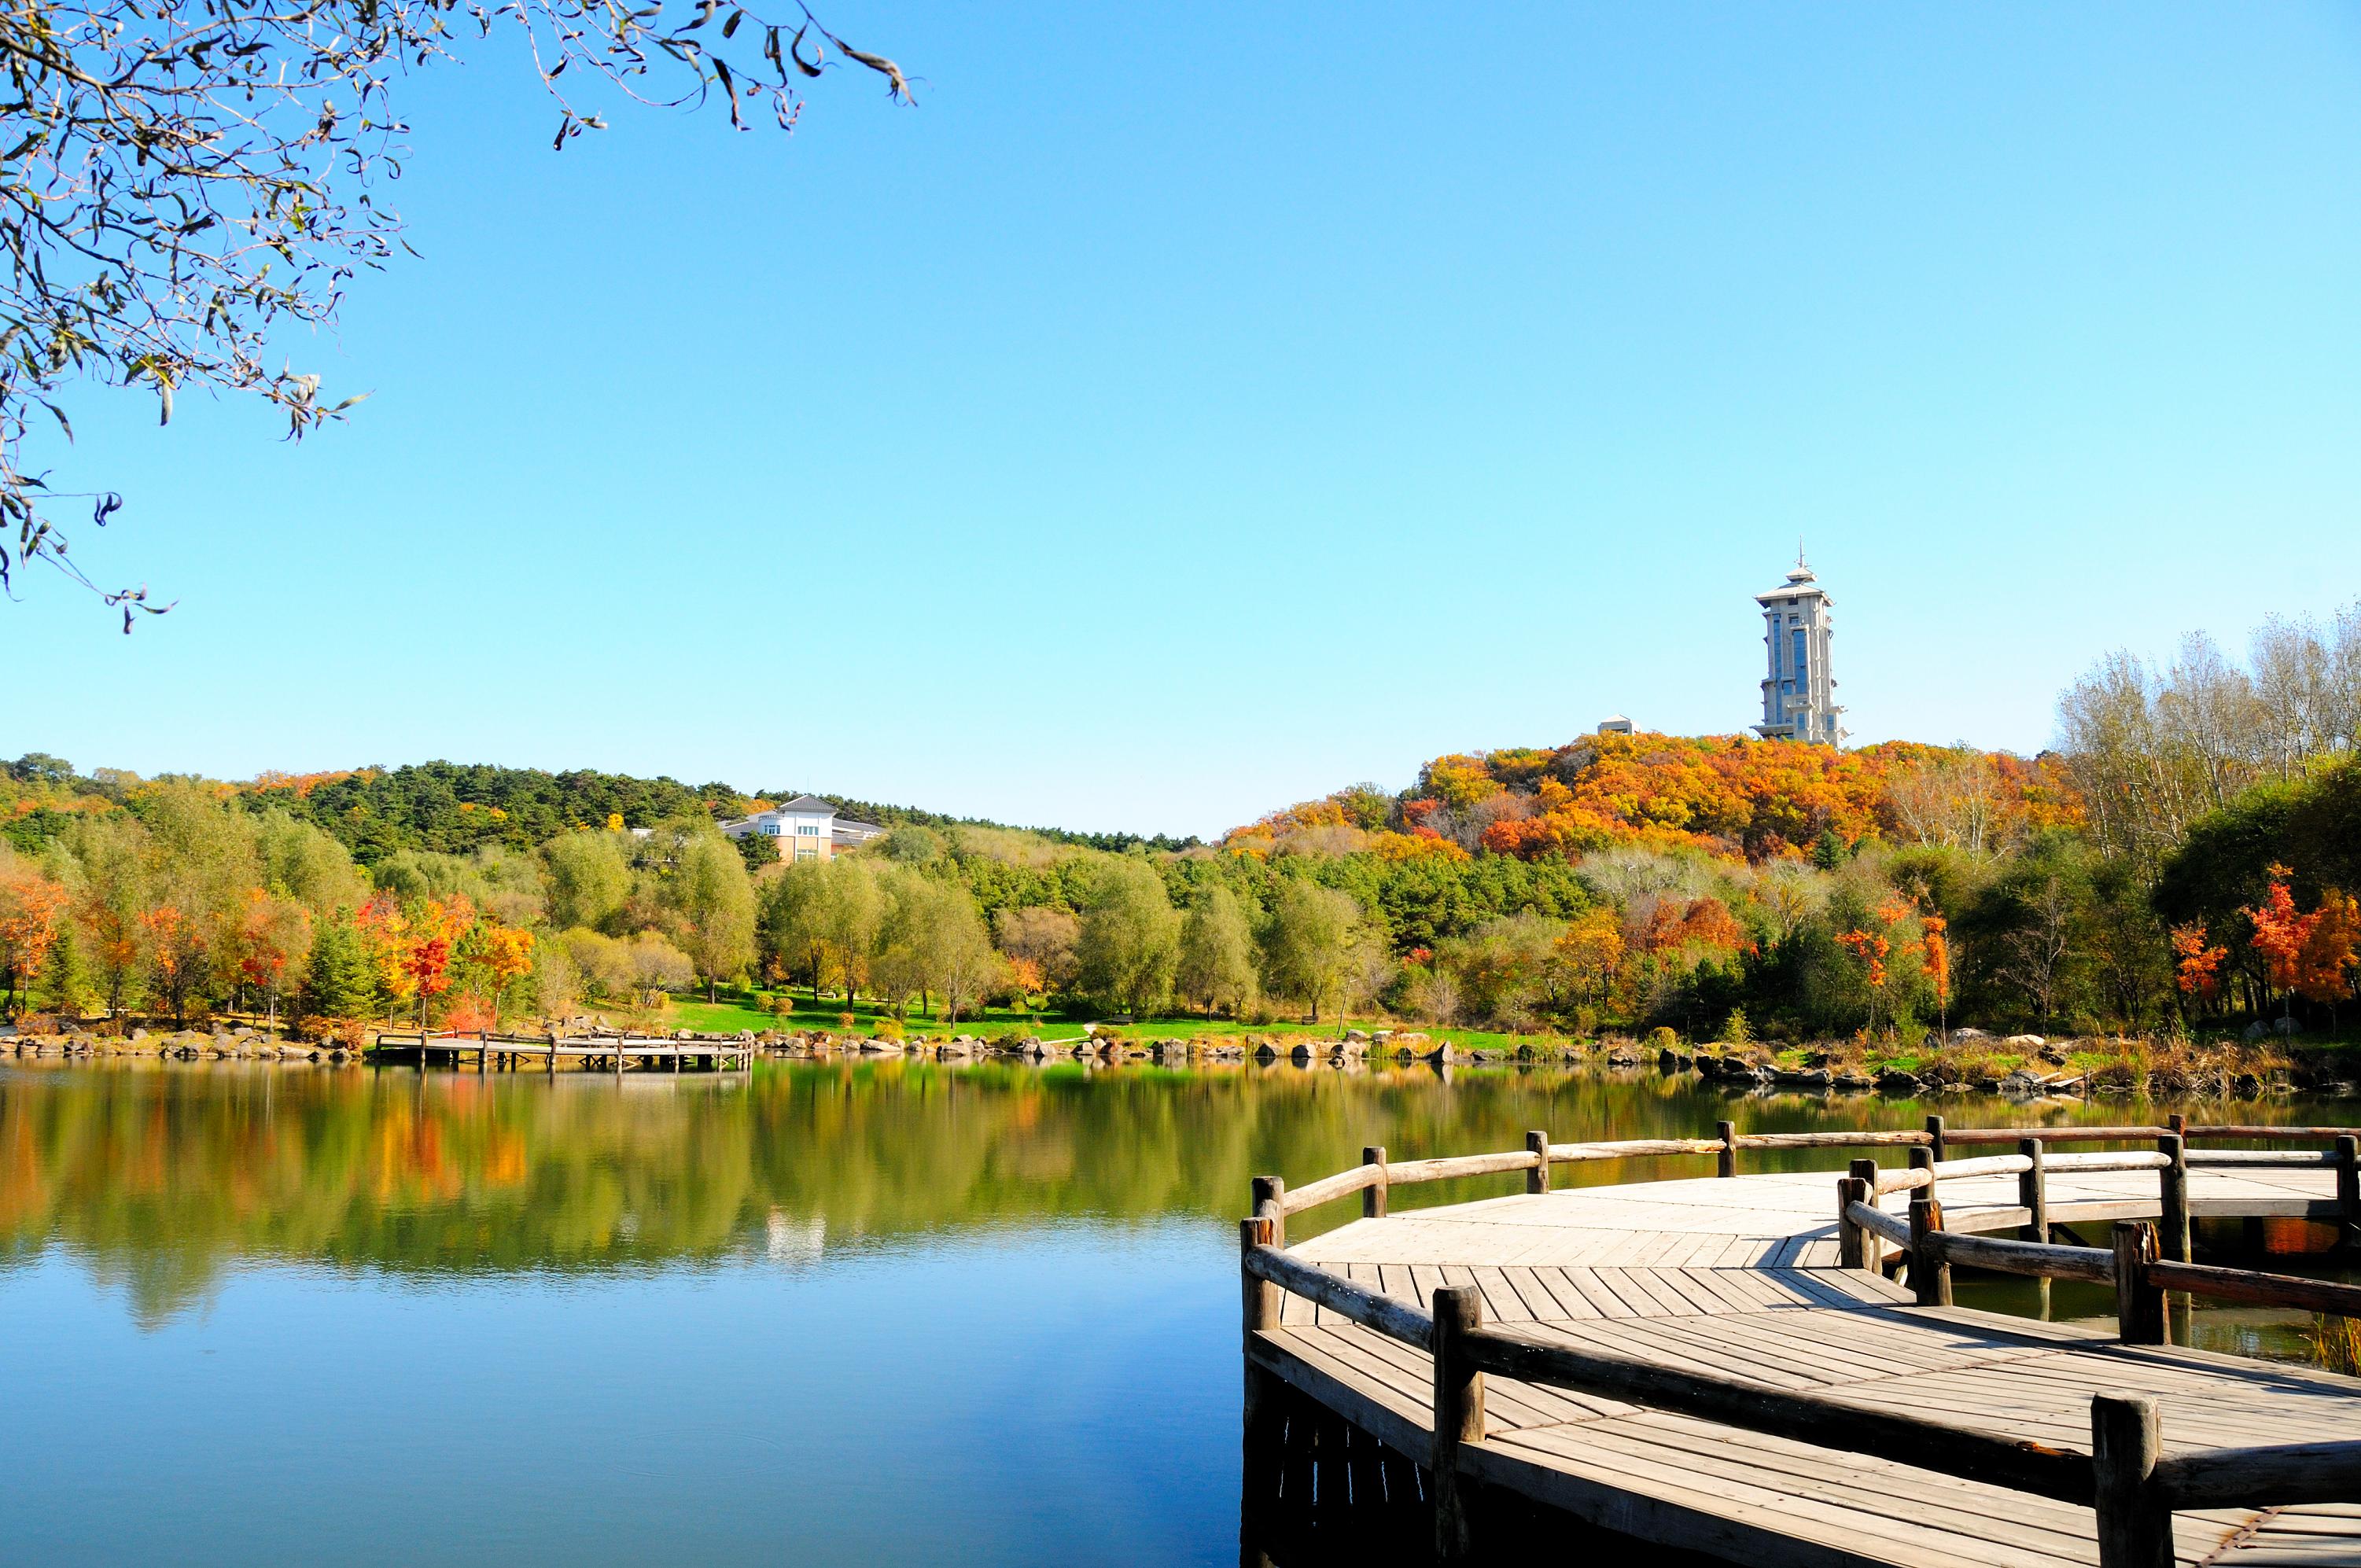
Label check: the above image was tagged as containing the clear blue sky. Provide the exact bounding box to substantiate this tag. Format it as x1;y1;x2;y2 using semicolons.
10;2;2361;837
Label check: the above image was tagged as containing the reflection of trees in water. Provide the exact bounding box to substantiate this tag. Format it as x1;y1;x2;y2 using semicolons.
5;1063;2352;1325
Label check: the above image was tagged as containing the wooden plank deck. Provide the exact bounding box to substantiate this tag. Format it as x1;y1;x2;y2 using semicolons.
1254;1166;2361;1566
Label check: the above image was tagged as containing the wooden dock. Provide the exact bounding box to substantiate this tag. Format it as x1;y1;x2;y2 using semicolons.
369;1030;757;1073
1240;1122;2361;1567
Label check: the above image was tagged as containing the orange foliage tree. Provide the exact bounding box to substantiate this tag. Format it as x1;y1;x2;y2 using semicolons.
138;904;211;1025
2293;889;2359;1014
0;867;69;1010
2244;866;2319;1019
1239;731;2083;867
451;915;535;1029
1553;907;1625;1009
234;890;313;1028
2170;922;2228;1009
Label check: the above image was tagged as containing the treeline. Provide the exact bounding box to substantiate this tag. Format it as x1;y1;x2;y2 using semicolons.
6;602;2355;1043
0;765;1587;1032
0;757;1199;869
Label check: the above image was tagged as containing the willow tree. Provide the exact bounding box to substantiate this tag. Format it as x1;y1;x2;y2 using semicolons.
0;0;907;618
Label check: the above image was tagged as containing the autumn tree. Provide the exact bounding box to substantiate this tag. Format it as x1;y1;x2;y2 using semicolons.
451;916;536;1028
1553;907;1626;1011
2244;866;2317;1022
234;891;312;1028
0;857;68;1010
993;906;1081;996
2171;923;2229;1012
2296;890;2360;1016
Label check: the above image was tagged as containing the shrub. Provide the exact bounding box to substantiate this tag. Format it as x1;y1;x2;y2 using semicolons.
873;1017;905;1043
837;1011;857;1032
1719;1008;1751;1047
2306;1314;2361;1377
1645;1025;1679;1052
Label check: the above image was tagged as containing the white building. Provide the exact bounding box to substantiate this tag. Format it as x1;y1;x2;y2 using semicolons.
720;796;885;863
1754;552;1846;746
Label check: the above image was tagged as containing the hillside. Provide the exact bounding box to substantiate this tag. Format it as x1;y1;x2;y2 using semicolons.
0;756;1196;865
1225;731;2083;864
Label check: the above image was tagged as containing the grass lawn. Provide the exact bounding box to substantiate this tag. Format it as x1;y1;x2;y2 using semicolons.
661;989;1573;1052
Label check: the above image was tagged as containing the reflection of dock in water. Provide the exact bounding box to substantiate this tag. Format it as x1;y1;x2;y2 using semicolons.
1239;1122;2361;1567
369;1030;756;1074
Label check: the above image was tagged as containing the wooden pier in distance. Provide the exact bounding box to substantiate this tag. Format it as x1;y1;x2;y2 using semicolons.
1240;1120;2361;1568
369;1030;757;1073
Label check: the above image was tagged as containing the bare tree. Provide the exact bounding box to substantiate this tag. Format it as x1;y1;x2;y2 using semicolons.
1884;746;2016;854
1994;874;2074;1030
0;0;906;619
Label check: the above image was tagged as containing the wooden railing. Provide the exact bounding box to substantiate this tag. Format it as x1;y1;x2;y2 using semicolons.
1258;1116;2361;1242
1834;1137;2361;1338
1243;1121;2361;1568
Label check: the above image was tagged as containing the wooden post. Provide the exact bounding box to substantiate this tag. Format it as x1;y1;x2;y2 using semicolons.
2167;1111;2186;1139
1836;1176;1868;1270
1908;1143;1938;1213
2337;1136;2360;1246
1923;1113;1946;1165
1240;1216;1279;1336
1525;1130;1550;1194
547;1031;557;1074
2017;1136;2048;1242
1431;1286;1486;1567
1239;1216;1283;1523
1908;1193;1951;1305
478;1027;488;1074
1715;1121;1737;1180
1363;1146;1387;1220
2157;1135;2190;1264
1251;1176;1286;1250
2113;1221;2165;1345
2090;1393;2171;1568
1848;1158;1882;1271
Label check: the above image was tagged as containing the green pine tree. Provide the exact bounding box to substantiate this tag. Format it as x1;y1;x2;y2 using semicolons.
305;916;379;1019
39;928;90;1018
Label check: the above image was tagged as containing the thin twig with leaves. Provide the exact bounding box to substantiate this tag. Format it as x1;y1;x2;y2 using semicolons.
0;0;906;626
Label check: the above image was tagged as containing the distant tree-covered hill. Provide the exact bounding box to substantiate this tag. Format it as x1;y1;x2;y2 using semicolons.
1;756;1196;864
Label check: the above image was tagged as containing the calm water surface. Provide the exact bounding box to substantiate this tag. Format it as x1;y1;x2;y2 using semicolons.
4;1060;2355;1564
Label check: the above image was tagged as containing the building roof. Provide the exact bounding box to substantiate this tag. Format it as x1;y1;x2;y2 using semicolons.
772;795;837;815
1755;555;1829;605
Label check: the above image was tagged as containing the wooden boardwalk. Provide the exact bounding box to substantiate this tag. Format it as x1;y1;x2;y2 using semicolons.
1249;1164;2361;1567
370;1031;757;1072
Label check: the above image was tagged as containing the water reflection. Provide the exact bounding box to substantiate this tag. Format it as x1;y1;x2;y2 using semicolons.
6;1059;2356;1329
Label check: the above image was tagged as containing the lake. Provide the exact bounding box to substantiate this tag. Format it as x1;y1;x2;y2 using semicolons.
4;1059;2355;1564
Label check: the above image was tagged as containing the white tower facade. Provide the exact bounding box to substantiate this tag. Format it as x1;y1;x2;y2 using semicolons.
1754;552;1845;745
